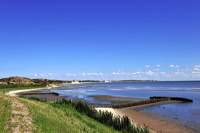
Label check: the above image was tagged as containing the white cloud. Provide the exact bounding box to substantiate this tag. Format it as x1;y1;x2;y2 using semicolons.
26;65;200;80
174;72;181;74
192;71;200;74
81;73;86;76
145;65;151;68
66;73;77;76
194;65;200;68
160;72;166;75
193;67;199;71
170;65;180;68
111;72;128;76
133;72;141;75
81;73;104;76
32;73;50;78
146;70;154;76
192;65;200;74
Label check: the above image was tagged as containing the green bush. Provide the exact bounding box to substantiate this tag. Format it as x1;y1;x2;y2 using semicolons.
0;84;45;89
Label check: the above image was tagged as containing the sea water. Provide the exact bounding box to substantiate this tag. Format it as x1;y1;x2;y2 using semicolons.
43;81;200;131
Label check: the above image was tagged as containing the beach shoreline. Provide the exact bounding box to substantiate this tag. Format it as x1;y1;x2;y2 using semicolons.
5;86;196;133
93;95;195;133
5;84;59;96
95;106;194;133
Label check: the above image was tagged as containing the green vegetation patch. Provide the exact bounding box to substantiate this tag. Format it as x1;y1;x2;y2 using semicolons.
0;84;46;89
19;98;118;133
0;84;46;94
24;97;149;133
0;95;12;133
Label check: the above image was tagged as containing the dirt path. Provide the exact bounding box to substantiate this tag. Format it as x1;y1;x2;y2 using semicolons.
1;95;34;133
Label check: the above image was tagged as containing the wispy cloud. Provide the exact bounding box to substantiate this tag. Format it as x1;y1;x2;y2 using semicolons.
145;65;161;68
145;65;151;68
65;73;77;76
26;65;200;80
170;65;180;68
81;73;103;76
194;65;200;68
192;65;200;74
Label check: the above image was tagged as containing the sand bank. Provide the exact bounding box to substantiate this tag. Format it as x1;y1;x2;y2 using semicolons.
91;95;146;102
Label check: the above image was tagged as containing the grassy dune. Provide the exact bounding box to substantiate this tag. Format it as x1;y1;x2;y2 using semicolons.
20;98;118;133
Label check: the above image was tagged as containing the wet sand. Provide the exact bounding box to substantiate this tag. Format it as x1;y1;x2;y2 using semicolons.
94;95;195;133
119;107;194;133
91;95;147;102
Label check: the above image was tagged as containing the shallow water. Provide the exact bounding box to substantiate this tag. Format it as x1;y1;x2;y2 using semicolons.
41;81;200;131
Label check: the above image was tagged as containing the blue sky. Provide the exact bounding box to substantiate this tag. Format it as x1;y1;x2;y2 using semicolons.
0;0;200;80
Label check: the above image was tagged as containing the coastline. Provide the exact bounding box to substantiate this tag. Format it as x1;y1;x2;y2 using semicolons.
5;84;59;96
119;107;194;133
96;106;194;133
5;86;196;133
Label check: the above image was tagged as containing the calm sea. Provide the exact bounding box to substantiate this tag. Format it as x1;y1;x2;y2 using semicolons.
42;81;200;131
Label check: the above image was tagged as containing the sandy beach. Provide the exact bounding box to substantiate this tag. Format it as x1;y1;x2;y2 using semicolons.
5;84;59;96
